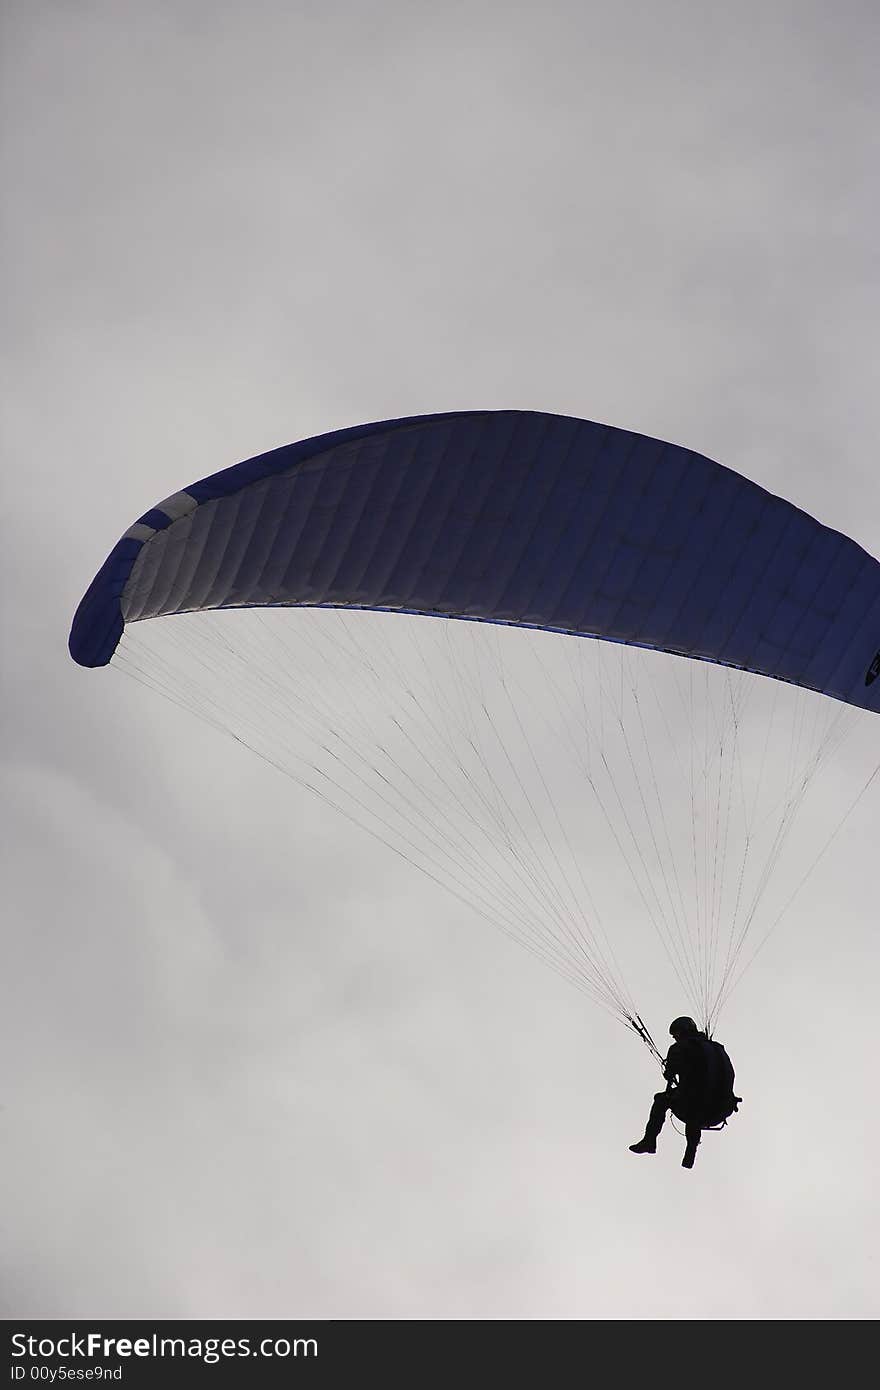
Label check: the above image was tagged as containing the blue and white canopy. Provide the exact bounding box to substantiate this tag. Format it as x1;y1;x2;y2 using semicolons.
70;410;880;713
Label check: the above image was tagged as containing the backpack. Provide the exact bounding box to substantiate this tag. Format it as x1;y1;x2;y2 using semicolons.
700;1038;741;1128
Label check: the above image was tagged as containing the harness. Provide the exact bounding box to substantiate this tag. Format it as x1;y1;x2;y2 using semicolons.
669;1036;742;1132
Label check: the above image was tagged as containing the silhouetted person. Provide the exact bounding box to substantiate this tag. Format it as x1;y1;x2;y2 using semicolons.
629;1017;740;1169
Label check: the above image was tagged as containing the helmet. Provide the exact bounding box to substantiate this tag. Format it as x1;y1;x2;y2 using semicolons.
669;1016;698;1038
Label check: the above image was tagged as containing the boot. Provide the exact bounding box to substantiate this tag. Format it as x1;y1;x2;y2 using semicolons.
629;1137;656;1154
682;1136;699;1169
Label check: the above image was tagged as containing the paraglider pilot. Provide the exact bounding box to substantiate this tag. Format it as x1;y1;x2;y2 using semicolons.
629;1017;739;1169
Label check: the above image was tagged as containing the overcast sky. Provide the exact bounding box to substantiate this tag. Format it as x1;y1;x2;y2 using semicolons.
3;0;879;1320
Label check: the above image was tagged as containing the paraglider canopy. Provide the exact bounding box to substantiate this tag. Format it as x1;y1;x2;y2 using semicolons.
69;410;880;715
69;410;880;1044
